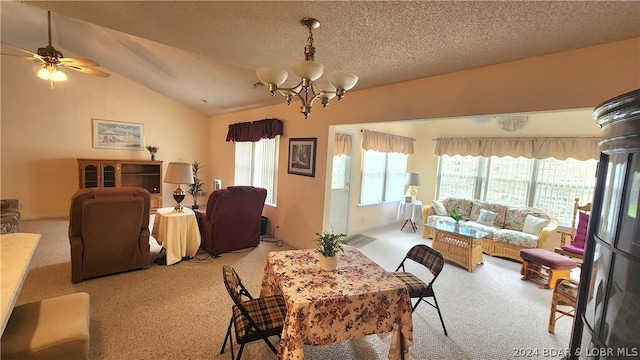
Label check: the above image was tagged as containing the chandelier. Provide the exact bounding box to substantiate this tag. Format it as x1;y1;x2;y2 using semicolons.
256;18;358;119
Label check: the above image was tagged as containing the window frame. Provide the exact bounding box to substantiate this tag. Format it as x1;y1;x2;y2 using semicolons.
360;150;408;205
436;154;597;226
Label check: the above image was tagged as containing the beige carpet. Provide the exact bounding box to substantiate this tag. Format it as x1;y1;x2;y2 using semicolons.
15;218;576;359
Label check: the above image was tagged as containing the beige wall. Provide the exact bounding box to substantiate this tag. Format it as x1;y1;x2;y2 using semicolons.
1;57;210;219
2;38;638;251
210;38;639;250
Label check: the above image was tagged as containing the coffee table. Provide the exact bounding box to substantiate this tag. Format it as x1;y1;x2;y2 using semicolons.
427;220;489;272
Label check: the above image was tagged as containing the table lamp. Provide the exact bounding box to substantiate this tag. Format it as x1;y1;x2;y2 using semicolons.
164;162;194;212
405;172;421;202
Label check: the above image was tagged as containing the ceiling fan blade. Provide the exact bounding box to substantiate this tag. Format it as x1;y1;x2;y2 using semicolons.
1;52;28;59
23;55;46;63
59;57;99;67
1;42;39;57
63;64;111;78
1;51;46;64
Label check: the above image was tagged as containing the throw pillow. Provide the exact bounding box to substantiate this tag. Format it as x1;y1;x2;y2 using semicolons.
522;215;550;236
476;209;497;226
432;200;447;216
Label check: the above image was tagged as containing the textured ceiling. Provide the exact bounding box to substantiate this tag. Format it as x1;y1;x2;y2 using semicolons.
2;1;639;116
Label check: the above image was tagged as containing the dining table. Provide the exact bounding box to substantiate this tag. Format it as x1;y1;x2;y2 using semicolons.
260;246;413;360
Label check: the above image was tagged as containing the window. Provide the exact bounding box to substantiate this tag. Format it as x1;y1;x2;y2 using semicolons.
331;155;347;190
436;155;597;226
360;150;407;205
234;136;279;206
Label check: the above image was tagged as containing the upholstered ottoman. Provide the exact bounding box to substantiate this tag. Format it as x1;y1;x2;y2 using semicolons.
1;292;90;360
520;248;576;289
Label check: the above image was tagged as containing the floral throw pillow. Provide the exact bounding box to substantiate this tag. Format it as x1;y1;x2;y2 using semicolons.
477;209;498;226
432;200;447;216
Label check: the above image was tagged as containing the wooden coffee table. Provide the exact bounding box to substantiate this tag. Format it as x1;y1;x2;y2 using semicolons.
427;220;489;272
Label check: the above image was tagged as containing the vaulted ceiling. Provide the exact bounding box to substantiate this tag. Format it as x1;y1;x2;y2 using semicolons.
2;1;639;116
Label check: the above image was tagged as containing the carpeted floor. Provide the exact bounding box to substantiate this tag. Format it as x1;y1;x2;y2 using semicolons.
14;218;577;359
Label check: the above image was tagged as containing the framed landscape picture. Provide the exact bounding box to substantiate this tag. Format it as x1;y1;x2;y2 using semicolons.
288;138;317;177
92;119;145;150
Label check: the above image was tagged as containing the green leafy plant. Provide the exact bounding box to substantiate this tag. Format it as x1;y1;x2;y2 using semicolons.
187;161;203;208
315;231;347;257
449;208;462;222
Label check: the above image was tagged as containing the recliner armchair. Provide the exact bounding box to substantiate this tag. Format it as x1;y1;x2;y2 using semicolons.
69;187;151;283
194;186;267;256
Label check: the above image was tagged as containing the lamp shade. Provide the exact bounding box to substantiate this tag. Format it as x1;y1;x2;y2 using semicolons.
256;67;288;86
291;60;324;81
327;72;358;91
164;162;194;184
405;172;421;186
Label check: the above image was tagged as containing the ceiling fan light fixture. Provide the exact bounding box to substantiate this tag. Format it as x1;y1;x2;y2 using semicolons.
36;66;51;80
255;17;358;119
3;10;109;88
37;64;66;82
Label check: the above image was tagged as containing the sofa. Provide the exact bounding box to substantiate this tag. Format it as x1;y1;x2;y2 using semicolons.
194;186;267;256
1;199;21;234
423;197;558;262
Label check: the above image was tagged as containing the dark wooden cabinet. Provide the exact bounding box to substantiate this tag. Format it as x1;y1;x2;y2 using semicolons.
78;159;163;210
570;89;640;358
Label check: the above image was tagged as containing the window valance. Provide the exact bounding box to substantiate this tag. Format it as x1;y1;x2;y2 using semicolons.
361;130;415;155
334;133;352;156
434;137;601;160
226;118;284;142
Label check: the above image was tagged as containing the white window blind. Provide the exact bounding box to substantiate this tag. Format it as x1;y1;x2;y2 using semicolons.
234;136;278;205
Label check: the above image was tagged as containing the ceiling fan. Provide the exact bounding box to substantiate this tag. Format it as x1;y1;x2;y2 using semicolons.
1;10;110;88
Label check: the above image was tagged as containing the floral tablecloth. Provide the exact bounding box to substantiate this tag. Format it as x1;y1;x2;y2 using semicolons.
260;246;413;360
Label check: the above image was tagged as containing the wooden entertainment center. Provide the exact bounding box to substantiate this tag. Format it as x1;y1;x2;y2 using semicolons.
77;159;163;210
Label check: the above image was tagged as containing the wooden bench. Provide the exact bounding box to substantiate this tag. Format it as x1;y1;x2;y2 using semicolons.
1;292;90;359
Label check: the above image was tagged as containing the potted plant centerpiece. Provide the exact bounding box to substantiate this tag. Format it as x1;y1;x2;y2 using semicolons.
449;208;462;223
187;161;203;209
315;231;346;271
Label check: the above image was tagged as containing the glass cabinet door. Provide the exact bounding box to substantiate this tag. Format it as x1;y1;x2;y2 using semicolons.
102;164;117;187
82;164;99;188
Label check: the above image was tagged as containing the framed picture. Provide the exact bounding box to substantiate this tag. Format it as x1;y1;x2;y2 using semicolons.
288;138;317;177
92;119;144;150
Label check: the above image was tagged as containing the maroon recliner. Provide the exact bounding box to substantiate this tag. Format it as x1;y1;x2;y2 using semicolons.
194;186;267;256
69;187;151;283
